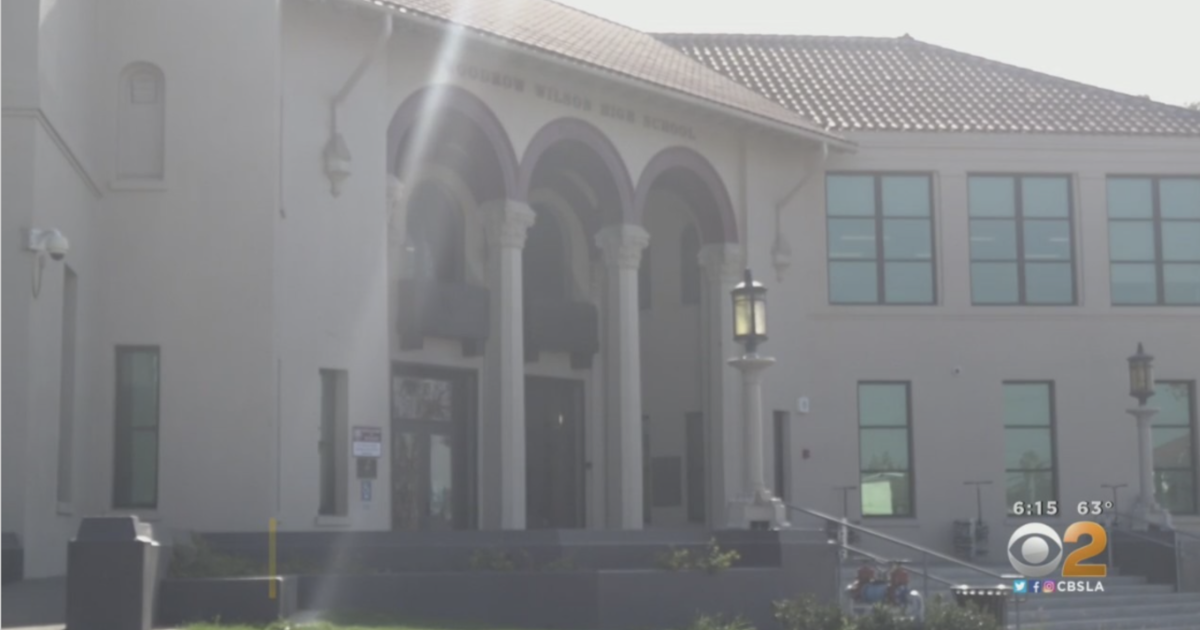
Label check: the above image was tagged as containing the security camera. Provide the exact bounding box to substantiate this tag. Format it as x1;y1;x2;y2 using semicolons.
45;229;69;261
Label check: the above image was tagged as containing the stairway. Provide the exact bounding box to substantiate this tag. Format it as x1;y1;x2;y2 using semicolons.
837;563;1200;629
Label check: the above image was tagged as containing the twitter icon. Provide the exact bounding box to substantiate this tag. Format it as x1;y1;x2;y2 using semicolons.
1013;580;1028;593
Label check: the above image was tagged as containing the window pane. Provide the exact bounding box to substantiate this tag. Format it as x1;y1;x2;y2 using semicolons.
1164;264;1200;305
861;471;912;517
861;428;911;471
131;430;158;507
1160;179;1200;219
1005;428;1054;470
1004;383;1052;426
1162;222;1200;261
828;175;876;217
1108;221;1157;261
884;262;934;304
1025;263;1074;304
1024;220;1072;261
1022;177;1070;218
1155;382;1194;427
828;218;878;259
1111;263;1159;304
883;219;932;260
1154;427;1193;467
881;176;930;217
859;384;909;427
830;262;878;303
1108;178;1153;218
969;176;1015;218
1155;469;1196;515
1006;471;1056;509
971;262;1019;304
970;220;1017;260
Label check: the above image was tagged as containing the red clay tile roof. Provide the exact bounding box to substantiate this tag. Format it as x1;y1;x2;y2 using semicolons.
348;0;845;143
656;33;1200;136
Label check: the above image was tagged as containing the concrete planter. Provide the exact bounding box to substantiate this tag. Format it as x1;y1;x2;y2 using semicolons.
157;576;297;627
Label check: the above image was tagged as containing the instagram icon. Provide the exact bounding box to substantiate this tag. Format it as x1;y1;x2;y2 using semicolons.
1043;580;1057;594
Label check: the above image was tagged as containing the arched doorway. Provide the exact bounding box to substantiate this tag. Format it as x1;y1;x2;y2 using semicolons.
519;118;634;529
386;86;518;531
635;147;738;528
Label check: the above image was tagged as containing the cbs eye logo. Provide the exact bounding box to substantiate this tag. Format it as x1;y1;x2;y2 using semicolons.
1007;522;1108;578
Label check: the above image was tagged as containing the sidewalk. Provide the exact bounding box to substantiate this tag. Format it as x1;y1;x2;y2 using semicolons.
1;577;64;629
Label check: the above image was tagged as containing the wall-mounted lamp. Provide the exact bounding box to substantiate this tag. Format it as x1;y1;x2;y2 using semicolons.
25;228;70;298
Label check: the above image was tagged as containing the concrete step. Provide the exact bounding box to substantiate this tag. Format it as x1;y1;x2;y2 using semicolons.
1013;599;1200;624
1007;611;1200;630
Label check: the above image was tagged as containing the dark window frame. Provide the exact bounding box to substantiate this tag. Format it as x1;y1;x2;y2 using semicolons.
1154;380;1198;515
774;411;789;503
1107;175;1200;306
856;381;916;518
112;345;161;510
826;172;939;306
681;225;701;305
1002;381;1060;516
968;174;1079;306
318;369;341;516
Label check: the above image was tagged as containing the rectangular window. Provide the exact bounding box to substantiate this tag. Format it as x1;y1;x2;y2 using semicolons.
827;174;936;305
1004;382;1058;514
319;369;349;516
685;412;706;523
57;268;78;505
1108;176;1200;305
774;411;790;502
858;383;914;517
1154;381;1197;515
969;175;1076;305
113;346;160;509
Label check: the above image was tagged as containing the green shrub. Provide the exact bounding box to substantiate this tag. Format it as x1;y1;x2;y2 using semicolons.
686;613;755;630
656;539;740;574
921;599;1002;630
773;593;850;630
852;605;920;630
168;537;259;578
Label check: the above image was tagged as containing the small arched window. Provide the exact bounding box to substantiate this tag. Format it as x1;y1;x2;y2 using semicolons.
405;181;464;284
680;225;700;305
116;62;165;181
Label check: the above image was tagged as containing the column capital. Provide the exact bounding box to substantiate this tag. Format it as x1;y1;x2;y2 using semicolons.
487;200;536;250
697;243;744;284
595;224;650;270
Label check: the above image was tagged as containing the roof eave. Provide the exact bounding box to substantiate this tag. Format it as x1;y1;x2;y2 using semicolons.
332;0;855;150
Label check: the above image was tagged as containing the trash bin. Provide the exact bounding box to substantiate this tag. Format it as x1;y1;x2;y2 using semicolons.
951;585;1010;626
66;516;160;630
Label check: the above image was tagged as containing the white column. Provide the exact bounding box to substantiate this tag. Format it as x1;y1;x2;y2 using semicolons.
595;224;650;530
482;201;535;530
1128;405;1161;528
698;243;743;527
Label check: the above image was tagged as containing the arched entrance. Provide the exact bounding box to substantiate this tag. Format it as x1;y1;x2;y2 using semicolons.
635;147;738;528
386;86;518;531
519;118;635;529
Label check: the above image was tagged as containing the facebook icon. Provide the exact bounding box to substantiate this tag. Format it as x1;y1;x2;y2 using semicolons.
1032;580;1043;593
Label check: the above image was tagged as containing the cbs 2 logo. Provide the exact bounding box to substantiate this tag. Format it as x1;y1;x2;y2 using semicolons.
1007;522;1108;578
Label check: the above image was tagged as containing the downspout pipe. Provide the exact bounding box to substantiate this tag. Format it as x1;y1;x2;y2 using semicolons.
771;141;829;282
324;13;394;196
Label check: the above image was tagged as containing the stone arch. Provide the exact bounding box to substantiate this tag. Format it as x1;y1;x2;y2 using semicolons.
518;117;635;227
635;146;738;244
386;84;519;201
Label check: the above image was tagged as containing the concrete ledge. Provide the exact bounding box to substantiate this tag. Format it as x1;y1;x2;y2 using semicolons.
157;576;297;627
297;568;809;630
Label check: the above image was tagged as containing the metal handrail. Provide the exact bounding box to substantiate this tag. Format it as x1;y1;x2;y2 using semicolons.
787;504;1017;582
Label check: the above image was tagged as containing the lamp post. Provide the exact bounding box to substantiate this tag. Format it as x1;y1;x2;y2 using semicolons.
727;269;789;530
1126;343;1162;529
